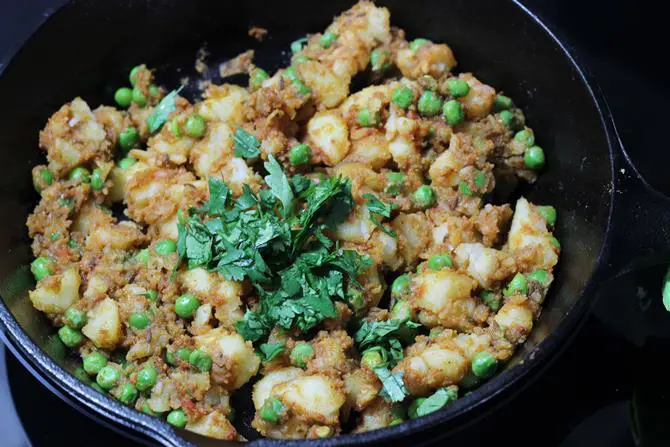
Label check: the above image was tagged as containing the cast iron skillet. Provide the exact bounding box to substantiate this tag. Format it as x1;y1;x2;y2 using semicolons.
1;0;669;445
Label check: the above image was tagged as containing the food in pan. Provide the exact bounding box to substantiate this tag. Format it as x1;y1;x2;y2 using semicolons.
25;1;558;440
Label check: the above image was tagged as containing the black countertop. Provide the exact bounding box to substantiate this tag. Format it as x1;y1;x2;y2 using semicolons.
2;1;669;446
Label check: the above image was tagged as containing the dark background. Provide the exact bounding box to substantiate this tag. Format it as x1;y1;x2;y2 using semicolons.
1;1;669;446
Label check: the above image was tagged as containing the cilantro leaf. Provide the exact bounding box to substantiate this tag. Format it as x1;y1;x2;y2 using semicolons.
234;128;261;158
354;319;406;349
199;178;229;216
374;367;408;403
264;155;294;213
147;87;183;133
292;174;312;194
183;220;213;268
415;388;457;417
363;193;397;238
235;310;271;342
259;342;285;361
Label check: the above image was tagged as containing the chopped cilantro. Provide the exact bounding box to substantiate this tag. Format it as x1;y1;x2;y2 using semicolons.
415;387;457;417
259;342;285;362
264;155;294;213
374;367;409;403
363;193;397;238
233;128;261;158
147;87;183;133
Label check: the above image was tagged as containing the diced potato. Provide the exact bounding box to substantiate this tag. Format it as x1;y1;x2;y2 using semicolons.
385;109;420;169
345;131;392;170
219;157;262;196
186;411;239;441
147;131;197;166
339;85;390;121
396;42;457;79
409;269;484;330
190;121;234;178
344;368;380;412
252;367;304;410
297;60;350;108
428;147;462;188
458;73;496;120
273;374;346;425
198;84;249;126
307;111;351;166
147;377;177;413
179;267;244;328
335;205;376;244
394;342;467;396
352;398;393;433
72;201;114;234
86;221;146;251
82;297;122;349
29;267;80;314
494;300;534;344
506;197;559;270
194;328;260;390
107;161;149;203
391;213;431;266
454;243;513;288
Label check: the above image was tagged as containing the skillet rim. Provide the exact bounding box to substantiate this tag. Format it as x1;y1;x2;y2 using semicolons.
0;0;617;445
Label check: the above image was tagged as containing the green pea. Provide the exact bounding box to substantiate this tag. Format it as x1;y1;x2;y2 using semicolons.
128;312;150;330
90;168;105;191
392;86;414;109
428;253;453;270
528;269;549;285
320;32;337;48
412;185;436;209
385;172;406;195
289;143;312;166
68;239;79;249
499;110;514;128
460;370;481;389
361;347;387;369
290;37;307;54
458;181;473;196
391;274;411;298
58;326;84;348
514;129;535;146
370;48;392;72
293;79;312;95
114;87;133;108
117;383;139;405
408;398;427;419
136;365;158;391
284;67;299;81
131;87;147;107
249;68;269;90
167;409;187;428
129;65;142;86
293;55;311;64
493;94;513;111
446;78;470;98
155;239;177;255
144;289;158;301
348;289;366;312
118;127;139;151
65;307;87;329
83;352;108;375
50;232;61;241
34;167;54;192
149;84;161;98
537;205;557;226
442;100;464;126
474;171;487;189
96;365;120;390
390;299;412;321
31;257;53;281
118;157;137;169
260;397;284;423
409;38;429;51
289;342;314;368
189;349;213;372
471;351;498;378
417;91;442;117
355;108;378;128
549;236;561;249
185;114;207;138
174;347;192;363
504;273;528;296
68;166;90;184
175;293;200;318
480;290;501;311
135;248;150;265
168;119;182;138
419;75;438;91
524;146;545;170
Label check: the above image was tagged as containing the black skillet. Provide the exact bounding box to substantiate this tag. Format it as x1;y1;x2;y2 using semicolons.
2;0;670;446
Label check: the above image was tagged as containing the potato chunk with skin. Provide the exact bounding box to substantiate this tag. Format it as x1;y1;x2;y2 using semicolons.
186;411;239;441
506;197;559;271
393;335;468;396
82;297;122;349
409;269;488;330
297;60;350;108
179;267;244;328
194;328;260;390
307;111;351;166
38;98;111;176
29;267;80;314
253;367;304;411
454;243;515;288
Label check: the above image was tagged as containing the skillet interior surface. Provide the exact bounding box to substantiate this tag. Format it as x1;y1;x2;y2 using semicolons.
0;0;613;445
